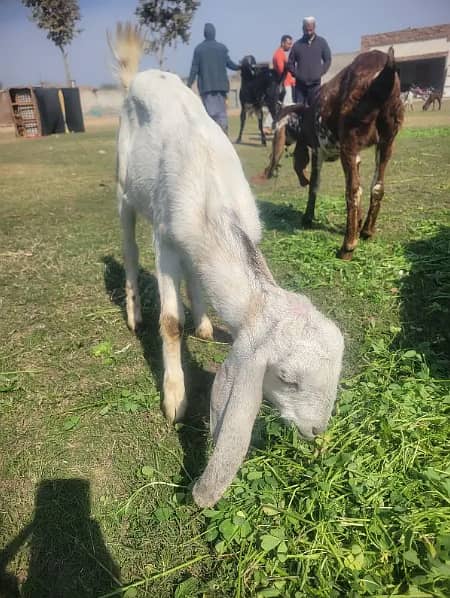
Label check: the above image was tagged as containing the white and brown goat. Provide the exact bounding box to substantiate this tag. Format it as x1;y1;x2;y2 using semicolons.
264;48;404;260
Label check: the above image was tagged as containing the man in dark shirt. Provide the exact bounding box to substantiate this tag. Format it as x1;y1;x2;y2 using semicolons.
287;16;331;106
187;23;240;133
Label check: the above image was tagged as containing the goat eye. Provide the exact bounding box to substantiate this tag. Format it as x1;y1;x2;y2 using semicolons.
277;375;300;392
286;380;300;392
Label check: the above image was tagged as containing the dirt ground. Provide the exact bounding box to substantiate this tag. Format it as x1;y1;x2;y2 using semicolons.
1;99;448;142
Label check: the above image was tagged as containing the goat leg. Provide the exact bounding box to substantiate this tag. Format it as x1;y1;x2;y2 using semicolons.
338;151;362;260
186;266;214;340
235;108;246;144
356;154;363;231
303;148;322;227
361;140;393;239
156;240;187;423
264;124;286;178
293;141;310;187
257;109;267;146
120;198;143;333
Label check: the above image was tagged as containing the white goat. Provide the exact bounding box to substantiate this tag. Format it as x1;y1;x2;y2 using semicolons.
110;24;344;507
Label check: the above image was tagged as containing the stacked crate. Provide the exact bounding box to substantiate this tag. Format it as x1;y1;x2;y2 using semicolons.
9;88;42;138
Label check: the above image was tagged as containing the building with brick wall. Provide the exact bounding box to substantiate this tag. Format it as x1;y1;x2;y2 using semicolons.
361;24;450;96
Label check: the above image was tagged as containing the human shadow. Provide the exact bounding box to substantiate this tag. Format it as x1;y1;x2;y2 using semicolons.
396;225;450;377
102;256;225;485
0;479;120;598
257;199;345;235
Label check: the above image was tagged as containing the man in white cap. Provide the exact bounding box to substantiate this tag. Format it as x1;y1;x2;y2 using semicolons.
287;16;331;106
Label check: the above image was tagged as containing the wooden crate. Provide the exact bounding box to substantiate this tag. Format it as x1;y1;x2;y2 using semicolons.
9;87;42;138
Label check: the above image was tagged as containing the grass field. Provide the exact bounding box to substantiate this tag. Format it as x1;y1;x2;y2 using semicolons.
0;103;449;598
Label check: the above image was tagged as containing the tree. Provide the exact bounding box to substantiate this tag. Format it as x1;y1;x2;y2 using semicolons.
21;0;81;86
135;0;200;68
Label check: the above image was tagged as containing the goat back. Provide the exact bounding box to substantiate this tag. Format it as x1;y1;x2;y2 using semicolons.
320;48;403;130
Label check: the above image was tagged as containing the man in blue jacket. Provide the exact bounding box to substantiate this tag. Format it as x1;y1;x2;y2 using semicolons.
187;23;240;133
287;16;331;106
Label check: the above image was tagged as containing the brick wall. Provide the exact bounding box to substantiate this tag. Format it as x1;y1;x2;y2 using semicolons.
361;24;450;51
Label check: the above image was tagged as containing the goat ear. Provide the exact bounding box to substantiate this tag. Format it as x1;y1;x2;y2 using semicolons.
192;347;267;508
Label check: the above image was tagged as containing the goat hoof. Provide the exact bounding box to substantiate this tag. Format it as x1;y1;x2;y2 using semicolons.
360;229;375;240
235;138;241;144
337;247;354;261
262;140;267;146
163;377;187;423
134;321;145;336
163;396;188;423
302;215;313;228
127;317;143;334
195;318;214;341
299;176;309;187
250;173;269;184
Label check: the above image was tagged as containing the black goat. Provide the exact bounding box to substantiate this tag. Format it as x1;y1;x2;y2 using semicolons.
236;55;285;146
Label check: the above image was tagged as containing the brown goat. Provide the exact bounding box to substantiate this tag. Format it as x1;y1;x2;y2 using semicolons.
264;48;404;260
422;91;442;111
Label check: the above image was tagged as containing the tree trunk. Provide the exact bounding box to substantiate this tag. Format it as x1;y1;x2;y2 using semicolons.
60;47;73;86
158;44;165;70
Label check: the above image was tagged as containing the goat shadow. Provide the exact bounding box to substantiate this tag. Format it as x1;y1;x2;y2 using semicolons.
102;256;230;487
395;225;450;377
0;479;120;598
235;140;268;148
257;199;345;235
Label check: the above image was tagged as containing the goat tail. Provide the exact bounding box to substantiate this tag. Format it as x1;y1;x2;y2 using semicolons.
107;22;146;91
367;46;397;105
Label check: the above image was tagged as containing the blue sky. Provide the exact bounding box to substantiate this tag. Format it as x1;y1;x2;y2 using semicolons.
1;0;449;87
